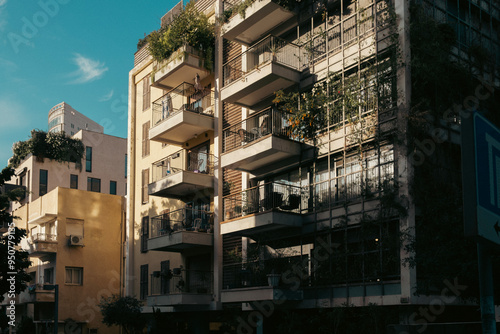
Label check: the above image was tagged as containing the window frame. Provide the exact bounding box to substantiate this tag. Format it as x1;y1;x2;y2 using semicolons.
65;267;83;285
39;169;48;196
70;174;78;189
85;146;93;172
87;177;101;193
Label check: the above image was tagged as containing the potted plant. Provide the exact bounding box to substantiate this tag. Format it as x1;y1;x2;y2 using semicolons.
266;270;281;287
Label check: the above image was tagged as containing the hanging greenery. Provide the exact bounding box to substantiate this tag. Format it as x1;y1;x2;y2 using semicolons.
147;1;214;70
9;130;84;168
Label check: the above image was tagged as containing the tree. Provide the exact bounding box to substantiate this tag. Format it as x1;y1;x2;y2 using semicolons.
0;167;31;303
99;295;146;334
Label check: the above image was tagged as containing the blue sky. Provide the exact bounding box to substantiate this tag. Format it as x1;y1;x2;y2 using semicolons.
0;0;177;166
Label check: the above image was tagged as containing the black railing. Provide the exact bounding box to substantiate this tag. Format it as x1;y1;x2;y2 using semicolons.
151;149;214;183
223;257;308;289
152;82;214;126
150;208;213;238
222;35;303;87
32;233;57;242
222;107;297;153
150;269;213;295
223;182;304;220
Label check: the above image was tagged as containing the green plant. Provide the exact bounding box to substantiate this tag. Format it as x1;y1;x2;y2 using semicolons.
99;295;146;334
9;130;84;169
148;1;214;71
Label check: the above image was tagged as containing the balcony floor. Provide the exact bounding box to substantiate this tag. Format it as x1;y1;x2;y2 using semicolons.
148;231;213;252
221;210;302;237
148;293;212;307
149;171;213;198
221;61;300;108
222;0;296;45
150;111;214;145
221;135;302;173
222;286;303;303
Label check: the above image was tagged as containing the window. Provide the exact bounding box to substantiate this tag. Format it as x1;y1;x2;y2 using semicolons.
161;260;170;294
39;170;48;196
125;154;127;178
143;76;151;111
70;174;78;189
71;123;74;129
140;264;148;300
141;216;149;253
142;122;150;157
65;267;83;285
85;147;92;172
142;169;149;203
87;177;101;193
44;268;54;284
110;181;117;195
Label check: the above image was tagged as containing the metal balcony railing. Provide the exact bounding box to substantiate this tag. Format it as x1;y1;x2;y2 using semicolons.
150;208;213;238
151;149;214;183
31;233;57;243
152;82;214;126
222;107;298;153
223;181;304;220
222;35;302;87
150;269;213;295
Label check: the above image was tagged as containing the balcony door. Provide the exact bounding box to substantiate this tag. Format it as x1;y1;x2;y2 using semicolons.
188;142;209;173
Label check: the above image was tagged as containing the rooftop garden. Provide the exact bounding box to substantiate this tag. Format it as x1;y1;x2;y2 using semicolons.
9;130;84;169
146;1;214;70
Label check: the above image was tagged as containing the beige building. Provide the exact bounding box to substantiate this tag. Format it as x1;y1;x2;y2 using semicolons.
48;102;104;135
127;0;217;331
12;187;124;333
12;130;127;207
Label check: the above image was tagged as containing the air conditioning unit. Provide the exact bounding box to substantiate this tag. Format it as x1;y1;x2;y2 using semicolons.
69;235;84;246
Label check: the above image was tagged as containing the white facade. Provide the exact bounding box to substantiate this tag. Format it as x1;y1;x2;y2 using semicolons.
48;102;104;135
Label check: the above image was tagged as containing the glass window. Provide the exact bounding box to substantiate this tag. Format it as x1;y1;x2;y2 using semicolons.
142;169;149;203
39;170;48;196
140;264;148;300
70;174;78;189
110;181;117;195
87;177;101;193
85;147;92;172
65;267;83;285
141;216;149;253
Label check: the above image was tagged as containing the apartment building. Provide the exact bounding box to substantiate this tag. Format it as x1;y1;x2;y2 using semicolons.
2;116;127;332
48;102;104;135
12;187;124;334
128;0;217;332
128;0;499;332
11;129;127;207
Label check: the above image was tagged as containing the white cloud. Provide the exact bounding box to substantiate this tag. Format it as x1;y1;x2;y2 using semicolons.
99;89;114;102
0;1;8;32
69;53;108;84
0;0;8;6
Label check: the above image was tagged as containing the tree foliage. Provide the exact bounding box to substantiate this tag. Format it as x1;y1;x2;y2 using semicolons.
148;1;214;69
0;167;31;302
9;130;84;169
99;295;146;334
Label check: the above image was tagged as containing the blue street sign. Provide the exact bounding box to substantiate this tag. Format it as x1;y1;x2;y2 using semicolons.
471;113;500;245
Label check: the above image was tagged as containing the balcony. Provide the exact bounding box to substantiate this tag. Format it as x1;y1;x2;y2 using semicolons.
148;269;213;307
148;208;213;252
149;82;214;145
221;36;302;108
19;284;56;304
148;149;214;198
221;182;304;237
222;0;296;45
222;259;304;302
27;233;57;257
221;108;303;173
152;45;211;90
